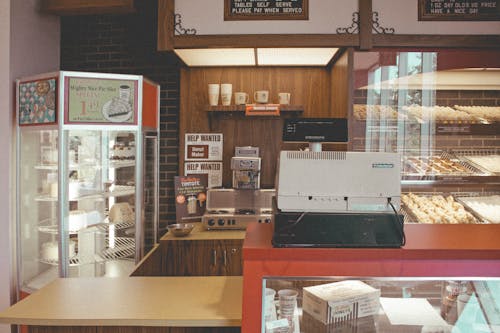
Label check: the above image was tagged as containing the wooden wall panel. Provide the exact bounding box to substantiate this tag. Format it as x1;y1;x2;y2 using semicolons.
330;49;352;119
179;67;333;188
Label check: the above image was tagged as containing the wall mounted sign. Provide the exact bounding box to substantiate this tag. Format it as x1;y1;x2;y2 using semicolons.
224;0;308;20
18;78;57;125
65;77;138;124
418;0;500;21
185;133;223;161
185;162;223;188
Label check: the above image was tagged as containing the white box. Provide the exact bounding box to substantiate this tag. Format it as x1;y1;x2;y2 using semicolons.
302;280;380;324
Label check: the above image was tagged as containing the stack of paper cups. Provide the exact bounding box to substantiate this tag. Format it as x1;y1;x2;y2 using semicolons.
208;84;220;106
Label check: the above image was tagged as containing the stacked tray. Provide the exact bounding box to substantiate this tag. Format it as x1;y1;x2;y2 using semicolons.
401;193;480;224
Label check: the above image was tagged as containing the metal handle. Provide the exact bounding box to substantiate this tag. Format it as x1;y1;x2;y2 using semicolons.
223;250;227;266
212;249;217;266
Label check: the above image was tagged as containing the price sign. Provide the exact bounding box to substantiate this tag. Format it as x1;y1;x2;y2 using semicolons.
419;0;500;21
224;0;308;20
65;77;138;124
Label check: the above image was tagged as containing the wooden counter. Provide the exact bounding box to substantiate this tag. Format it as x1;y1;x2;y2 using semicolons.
0;276;242;328
241;222;500;333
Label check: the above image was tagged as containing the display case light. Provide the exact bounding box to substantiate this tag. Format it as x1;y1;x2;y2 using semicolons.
174;48;339;67
257;48;339;66
174;48;255;66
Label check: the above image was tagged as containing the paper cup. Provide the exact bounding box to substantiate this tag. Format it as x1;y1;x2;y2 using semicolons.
208;84;220;106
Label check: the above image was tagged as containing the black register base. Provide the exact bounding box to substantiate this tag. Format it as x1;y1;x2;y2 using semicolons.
272;211;405;248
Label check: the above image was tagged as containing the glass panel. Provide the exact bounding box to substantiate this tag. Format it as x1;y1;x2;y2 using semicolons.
19;128;60;293
262;277;500;333
141;133;158;257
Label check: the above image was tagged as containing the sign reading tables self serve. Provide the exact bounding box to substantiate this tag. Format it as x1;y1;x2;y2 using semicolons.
418;0;500;20
224;0;308;20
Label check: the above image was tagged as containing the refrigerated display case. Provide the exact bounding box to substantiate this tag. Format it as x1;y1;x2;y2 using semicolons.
16;71;159;294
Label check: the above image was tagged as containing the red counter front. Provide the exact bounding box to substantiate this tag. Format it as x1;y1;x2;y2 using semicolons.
241;222;500;333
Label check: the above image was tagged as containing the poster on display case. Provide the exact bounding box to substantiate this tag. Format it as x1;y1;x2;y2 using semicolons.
174;175;208;222
18;78;57;125
64;76;138;124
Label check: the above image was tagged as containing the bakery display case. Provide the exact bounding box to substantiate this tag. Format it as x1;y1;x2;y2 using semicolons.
351;49;500;224
16;71;159;293
261;276;500;333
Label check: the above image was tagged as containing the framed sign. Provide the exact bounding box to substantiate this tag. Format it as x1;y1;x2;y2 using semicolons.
64;76;138;124
185;161;223;188
418;0;500;21
224;0;308;21
18;78;57;126
185;133;223;161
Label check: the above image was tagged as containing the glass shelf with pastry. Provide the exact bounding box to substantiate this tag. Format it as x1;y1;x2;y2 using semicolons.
351;49;500;190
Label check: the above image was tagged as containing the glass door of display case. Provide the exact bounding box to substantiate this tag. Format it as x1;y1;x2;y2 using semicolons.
16;71;160;294
262;277;500;333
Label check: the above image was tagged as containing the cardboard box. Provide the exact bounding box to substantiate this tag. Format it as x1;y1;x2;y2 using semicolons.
302;280;380;325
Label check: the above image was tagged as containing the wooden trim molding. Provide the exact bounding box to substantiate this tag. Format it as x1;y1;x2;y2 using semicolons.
372;34;500;48
171;34;359;49
157;0;174;51
41;0;135;15
358;0;373;50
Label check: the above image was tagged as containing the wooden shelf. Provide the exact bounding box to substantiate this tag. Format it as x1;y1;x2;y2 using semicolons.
206;105;303;130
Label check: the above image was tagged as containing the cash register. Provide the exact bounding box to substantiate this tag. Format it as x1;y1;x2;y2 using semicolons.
272;118;405;248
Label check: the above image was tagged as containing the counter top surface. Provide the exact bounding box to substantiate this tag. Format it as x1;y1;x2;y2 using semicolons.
161;222;246;241
0;276;242;327
244;222;500;261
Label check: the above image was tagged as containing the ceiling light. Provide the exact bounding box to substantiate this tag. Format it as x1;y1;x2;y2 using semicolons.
257;48;339;66
174;48;255;67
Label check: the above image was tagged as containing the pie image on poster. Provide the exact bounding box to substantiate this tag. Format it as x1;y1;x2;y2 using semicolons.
102;97;133;122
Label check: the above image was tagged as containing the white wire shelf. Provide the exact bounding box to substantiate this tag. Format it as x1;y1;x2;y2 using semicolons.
38;237;135;266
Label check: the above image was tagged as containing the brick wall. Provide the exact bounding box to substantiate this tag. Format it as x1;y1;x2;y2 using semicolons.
60;0;182;235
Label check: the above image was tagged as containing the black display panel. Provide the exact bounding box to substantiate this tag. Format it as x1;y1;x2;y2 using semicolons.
283;118;348;143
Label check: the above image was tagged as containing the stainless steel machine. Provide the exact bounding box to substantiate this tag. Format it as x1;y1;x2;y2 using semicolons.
202;188;275;230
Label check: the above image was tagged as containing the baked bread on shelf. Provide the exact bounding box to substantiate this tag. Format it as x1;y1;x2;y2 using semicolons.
453;105;500;122
402;193;478;224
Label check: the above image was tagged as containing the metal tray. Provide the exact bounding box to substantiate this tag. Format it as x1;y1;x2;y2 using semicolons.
455;193;500;224
401;151;494;183
453;149;500;176
401;192;482;224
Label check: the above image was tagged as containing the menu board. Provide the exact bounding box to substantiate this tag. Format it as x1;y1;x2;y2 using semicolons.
224;0;308;20
418;0;500;20
65;77;137;124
